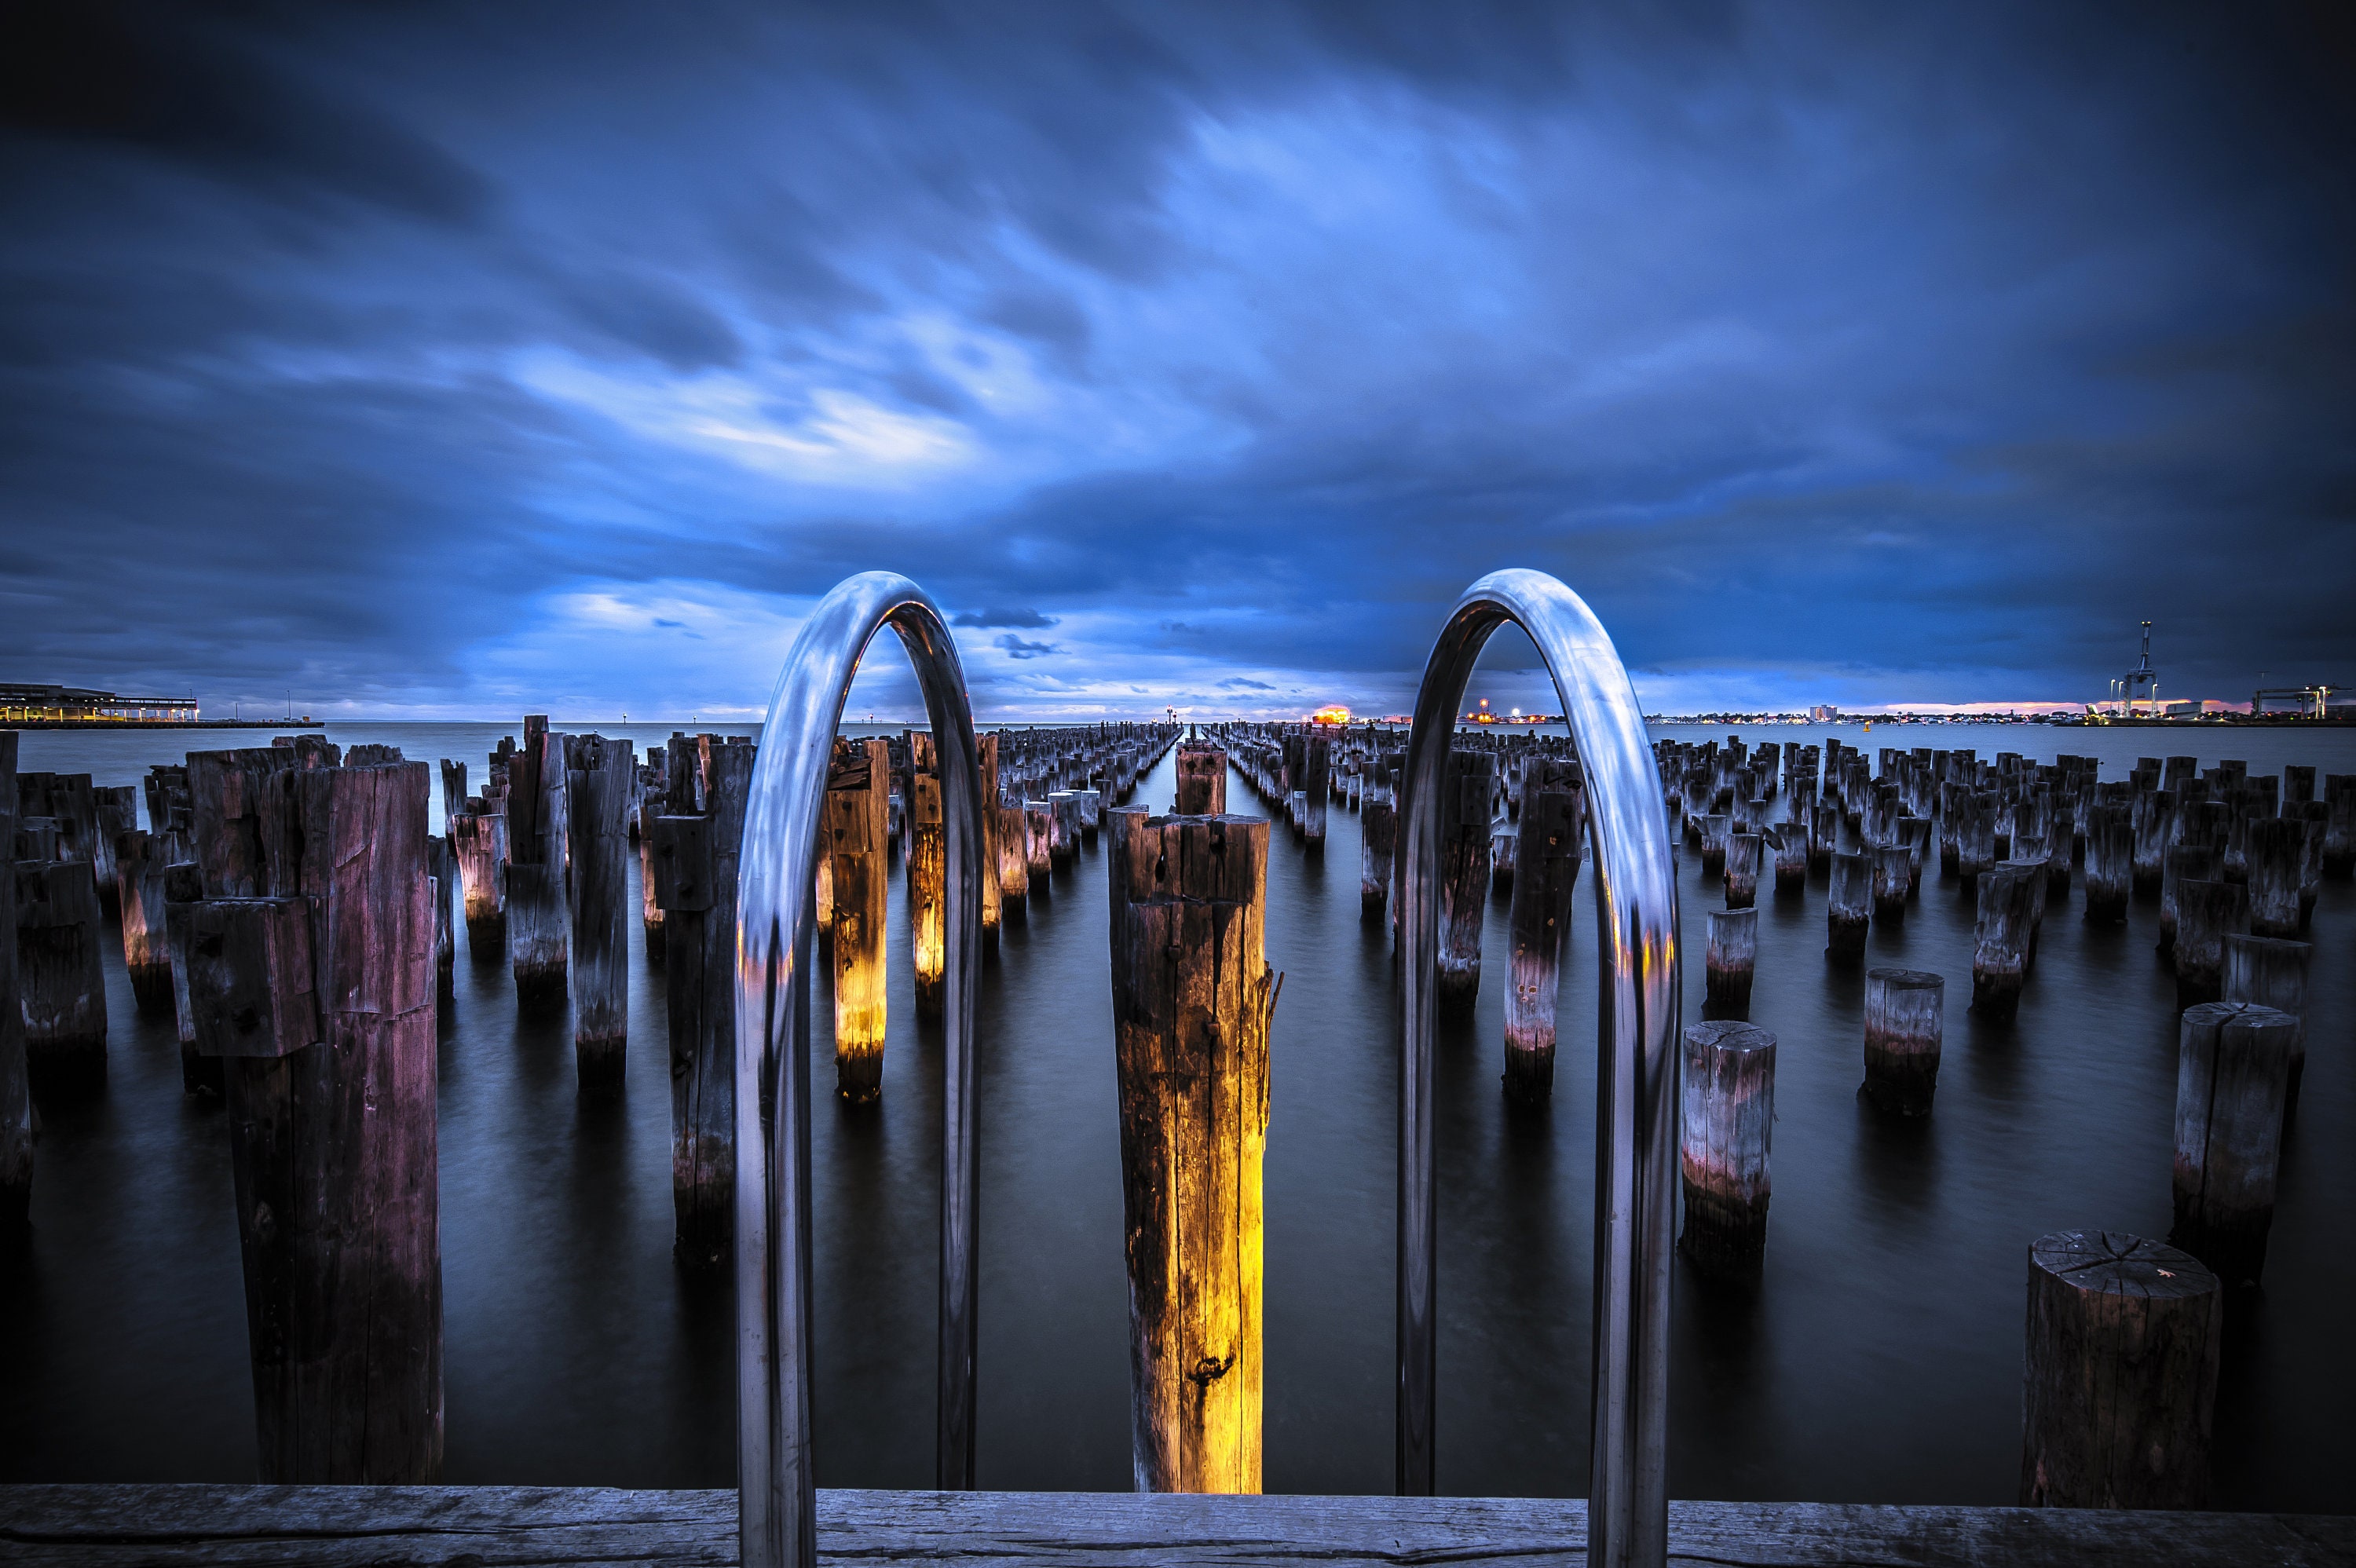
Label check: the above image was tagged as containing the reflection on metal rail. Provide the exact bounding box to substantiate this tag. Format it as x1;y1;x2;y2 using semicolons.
734;572;988;1568
1396;568;1681;1568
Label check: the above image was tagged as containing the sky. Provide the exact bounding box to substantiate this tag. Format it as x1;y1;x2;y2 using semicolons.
2;2;2352;722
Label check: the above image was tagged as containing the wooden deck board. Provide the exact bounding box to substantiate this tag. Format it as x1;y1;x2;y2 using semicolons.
2;1485;2351;1566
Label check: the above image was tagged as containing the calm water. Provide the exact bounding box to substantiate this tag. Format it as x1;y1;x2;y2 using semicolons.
4;720;2351;1508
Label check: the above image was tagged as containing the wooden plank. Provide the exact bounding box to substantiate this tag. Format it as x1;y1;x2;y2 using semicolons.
2;1486;2351;1567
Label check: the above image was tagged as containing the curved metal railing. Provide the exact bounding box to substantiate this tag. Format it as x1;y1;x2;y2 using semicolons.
734;572;988;1568
1395;568;1680;1568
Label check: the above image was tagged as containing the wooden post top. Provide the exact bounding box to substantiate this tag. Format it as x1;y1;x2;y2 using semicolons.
2029;1230;2216;1302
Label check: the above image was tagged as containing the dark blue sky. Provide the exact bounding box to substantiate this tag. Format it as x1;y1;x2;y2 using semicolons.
3;2;2351;719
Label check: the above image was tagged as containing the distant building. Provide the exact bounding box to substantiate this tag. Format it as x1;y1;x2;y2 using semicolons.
1809;704;1838;723
0;682;199;723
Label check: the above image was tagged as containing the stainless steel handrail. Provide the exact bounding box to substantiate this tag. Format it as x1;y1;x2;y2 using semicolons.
734;572;987;1568
1395;568;1679;1568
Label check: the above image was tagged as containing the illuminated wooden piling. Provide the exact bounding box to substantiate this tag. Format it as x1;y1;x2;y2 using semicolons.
1678;1019;1775;1277
909;769;946;1020
651;736;752;1267
183;746;442;1482
447;804;506;960
976;734;1003;952
2171;880;2248;1011
1861;967;1942;1116
1107;807;1279;1493
1503;767;1581;1101
93;785;136;917
2223;934;2309;1110
504;716;569;1011
997;793;1031;923
1970;865;2036;1021
829;738;891;1102
1025;799;1055;883
1438;749;1498;1004
1825;850;1870;961
1703;908;1756;1022
2021;1230;2219;1508
0;733;25;1226
566;735;634;1089
116;826;177;1013
2170;1001;2296;1288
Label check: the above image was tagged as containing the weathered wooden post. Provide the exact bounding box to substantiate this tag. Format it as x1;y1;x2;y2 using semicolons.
1859;967;1944;1115
652;736;752;1266
1722;832;1759;910
2171;879;2248;1010
1107;808;1279;1493
1699;813;1729;879
567;735;633;1087
448;807;506;960
2222;934;2309;1109
15;853;108;1101
2131;789;2171;901
160;861;220;1095
1971;864;2036;1021
1768;821;1807;895
504;717;569;1009
975;733;1003;952
115;827;177;1013
906;768;948;1021
1955;792;1996;889
184;745;443;1482
829;738;891;1102
0;733;26;1226
2020;1230;2219;1508
1437;749;1497;1003
426;835;455;1025
1360;752;1398;921
1703;908;1756;1022
1024;798;1055;883
1825;850;1869;960
2243;817;2303;939
2083;802;2131;924
1503;771;1582;1100
996;794;1030;923
1300;735;1330;849
1870;843;1911;930
2171;1001;2296;1287
1678;1020;1774;1277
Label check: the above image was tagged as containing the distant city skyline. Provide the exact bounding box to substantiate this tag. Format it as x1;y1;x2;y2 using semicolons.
5;5;2350;719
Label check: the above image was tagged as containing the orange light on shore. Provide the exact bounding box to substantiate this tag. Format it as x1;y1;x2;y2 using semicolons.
1309;704;1353;725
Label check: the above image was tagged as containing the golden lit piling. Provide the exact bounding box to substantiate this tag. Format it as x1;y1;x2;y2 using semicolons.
909;767;946;1021
1107;807;1279;1493
2021;1230;2219;1508
829;738;891;1102
115;826;177;1013
183;744;442;1483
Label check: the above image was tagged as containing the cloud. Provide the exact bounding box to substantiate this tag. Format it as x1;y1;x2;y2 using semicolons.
1219;677;1275;691
954;607;1060;629
994;634;1059;660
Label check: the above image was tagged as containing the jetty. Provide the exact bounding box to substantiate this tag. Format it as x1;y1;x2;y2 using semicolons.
5;568;2353;1567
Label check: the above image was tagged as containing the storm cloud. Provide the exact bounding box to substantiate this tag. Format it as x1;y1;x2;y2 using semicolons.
2;1;2350;718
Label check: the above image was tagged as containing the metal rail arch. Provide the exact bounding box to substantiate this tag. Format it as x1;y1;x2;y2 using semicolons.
734;572;988;1568
1395;568;1680;1568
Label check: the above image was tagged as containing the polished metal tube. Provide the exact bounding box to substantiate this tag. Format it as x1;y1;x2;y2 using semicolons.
1395;569;1679;1568
734;572;987;1568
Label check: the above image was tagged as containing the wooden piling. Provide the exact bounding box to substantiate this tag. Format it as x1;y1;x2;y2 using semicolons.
448;809;506;961
1769;821;1807;895
184;747;442;1482
909;769;946;1020
2222;934;2309;1110
426;835;455;1025
2020;1230;2219;1508
651;737;752;1266
1502;773;1581;1100
1825;850;1870;961
566;735;633;1088
1723;832;1760;910
829;738;891;1102
976;734;1003;952
2171;880;2248;1011
997;795;1031;922
116;827;177;1013
504;718;569;1010
2243;817;2302;940
15;856;109;1100
2171;1001;2296;1287
1438;750;1498;1004
1703;908;1756;1022
1860;967;1943;1116
1699;813;1729;879
2083;802;2131;925
1107;810;1279;1493
1971;865;2036;1022
0;732;25;1226
1360;753;1398;921
1678;1020;1775;1277
1870;844;1911;930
